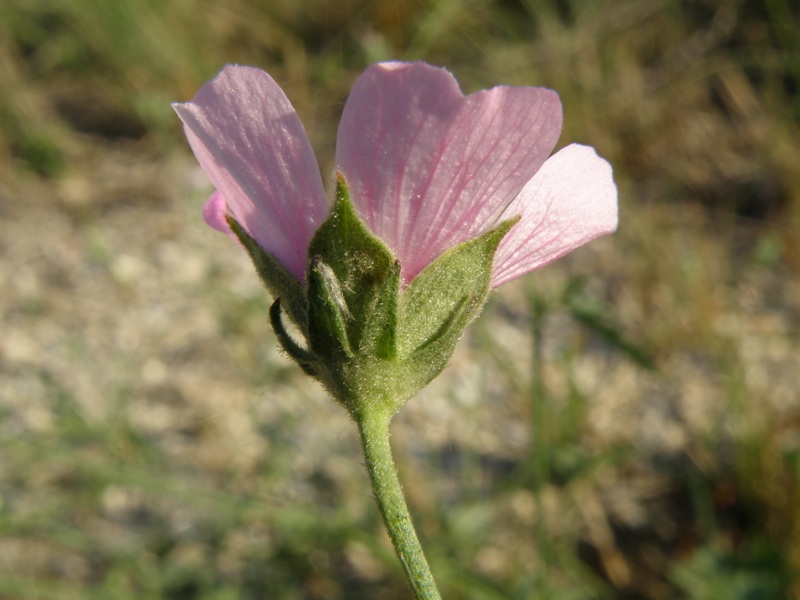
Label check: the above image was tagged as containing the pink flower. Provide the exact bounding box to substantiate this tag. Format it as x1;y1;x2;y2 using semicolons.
174;62;617;287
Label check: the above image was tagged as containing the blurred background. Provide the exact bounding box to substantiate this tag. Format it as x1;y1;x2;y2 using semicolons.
1;0;799;598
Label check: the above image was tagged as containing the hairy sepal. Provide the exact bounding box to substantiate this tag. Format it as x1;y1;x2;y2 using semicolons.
265;174;517;421
397;217;518;391
227;216;309;333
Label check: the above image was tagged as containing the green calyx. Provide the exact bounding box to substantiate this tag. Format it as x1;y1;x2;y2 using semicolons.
231;174;517;421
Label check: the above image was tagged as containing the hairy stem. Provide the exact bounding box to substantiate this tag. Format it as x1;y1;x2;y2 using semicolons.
356;409;441;600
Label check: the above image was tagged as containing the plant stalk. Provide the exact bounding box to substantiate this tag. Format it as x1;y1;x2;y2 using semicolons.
356;409;442;600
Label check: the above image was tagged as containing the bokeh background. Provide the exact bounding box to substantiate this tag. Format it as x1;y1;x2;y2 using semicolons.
2;0;799;598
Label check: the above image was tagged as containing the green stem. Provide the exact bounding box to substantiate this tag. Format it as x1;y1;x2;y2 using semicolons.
356;408;442;600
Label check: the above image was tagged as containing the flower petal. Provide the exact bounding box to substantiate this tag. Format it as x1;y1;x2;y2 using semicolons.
336;62;562;283
491;144;618;288
173;65;329;281
202;190;232;235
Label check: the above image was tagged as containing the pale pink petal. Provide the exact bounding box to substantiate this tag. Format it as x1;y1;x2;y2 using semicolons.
173;65;329;281
202;190;233;235
492;144;618;288
336;62;562;283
